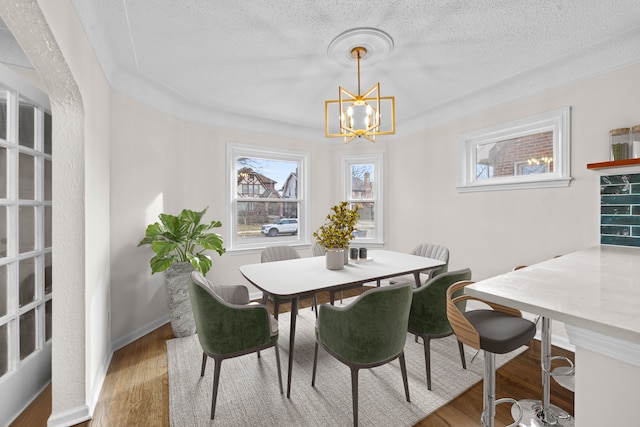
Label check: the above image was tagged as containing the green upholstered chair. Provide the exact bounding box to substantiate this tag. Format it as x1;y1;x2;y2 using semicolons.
312;283;414;427
188;271;283;420
407;268;471;390
261;245;318;317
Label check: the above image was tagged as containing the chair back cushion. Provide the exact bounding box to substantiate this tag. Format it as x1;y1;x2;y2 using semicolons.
189;272;272;355
411;243;450;278
408;268;471;336
316;283;413;365
261;245;301;263
190;271;250;305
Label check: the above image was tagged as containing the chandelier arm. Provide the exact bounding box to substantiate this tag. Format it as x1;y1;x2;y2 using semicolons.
357;49;361;96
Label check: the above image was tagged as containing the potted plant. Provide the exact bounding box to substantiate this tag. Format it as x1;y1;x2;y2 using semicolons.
313;201;360;270
138;207;225;337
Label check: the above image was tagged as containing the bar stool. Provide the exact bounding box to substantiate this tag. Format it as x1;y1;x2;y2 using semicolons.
446;280;537;427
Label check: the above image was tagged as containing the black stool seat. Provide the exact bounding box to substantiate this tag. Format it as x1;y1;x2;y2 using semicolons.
465;310;537;354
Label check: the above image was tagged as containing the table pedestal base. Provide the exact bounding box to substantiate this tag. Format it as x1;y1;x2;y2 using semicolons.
513;399;574;427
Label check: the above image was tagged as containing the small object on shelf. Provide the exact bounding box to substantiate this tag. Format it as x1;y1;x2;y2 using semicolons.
610;127;630;161
632;125;640;159
355;258;374;264
350;247;359;260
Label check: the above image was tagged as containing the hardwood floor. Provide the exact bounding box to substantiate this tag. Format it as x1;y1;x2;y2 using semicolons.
11;288;574;426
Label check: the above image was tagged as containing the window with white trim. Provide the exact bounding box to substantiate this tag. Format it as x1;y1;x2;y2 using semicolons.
0;82;52;379
457;107;571;192
227;143;309;251
342;154;383;245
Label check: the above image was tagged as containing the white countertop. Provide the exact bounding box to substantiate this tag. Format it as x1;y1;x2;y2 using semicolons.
465;245;640;344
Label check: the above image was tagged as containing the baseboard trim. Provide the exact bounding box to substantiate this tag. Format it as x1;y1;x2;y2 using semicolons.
47;404;90;427
111;315;170;352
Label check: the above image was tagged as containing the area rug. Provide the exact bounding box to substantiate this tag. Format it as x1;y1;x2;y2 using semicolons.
167;302;525;426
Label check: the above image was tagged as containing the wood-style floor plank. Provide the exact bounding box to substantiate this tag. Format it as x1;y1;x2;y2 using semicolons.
11;288;574;427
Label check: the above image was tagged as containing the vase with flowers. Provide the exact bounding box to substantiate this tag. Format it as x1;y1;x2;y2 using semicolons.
313;201;360;270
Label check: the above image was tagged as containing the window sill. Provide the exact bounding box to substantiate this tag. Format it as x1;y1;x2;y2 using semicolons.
457;176;572;192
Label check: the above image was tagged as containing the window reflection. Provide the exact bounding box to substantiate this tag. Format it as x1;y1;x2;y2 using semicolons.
19;152;35;200
19;309;36;360
475;131;554;180
18;100;35;148
19;206;35;253
19;257;35;308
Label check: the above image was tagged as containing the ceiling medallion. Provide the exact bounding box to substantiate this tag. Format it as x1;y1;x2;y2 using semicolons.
325;28;395;143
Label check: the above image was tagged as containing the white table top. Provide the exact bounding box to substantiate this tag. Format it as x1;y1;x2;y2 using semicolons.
239;249;444;298
465;245;640;344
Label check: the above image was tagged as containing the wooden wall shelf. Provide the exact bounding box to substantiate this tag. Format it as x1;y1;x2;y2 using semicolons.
587;158;640;169
587;158;640;174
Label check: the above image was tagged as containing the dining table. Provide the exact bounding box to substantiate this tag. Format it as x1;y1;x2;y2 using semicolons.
239;249;445;398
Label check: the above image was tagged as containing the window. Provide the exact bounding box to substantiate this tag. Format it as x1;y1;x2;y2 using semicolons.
0;83;52;379
227;143;309;251
342;154;383;245
457;107;571;192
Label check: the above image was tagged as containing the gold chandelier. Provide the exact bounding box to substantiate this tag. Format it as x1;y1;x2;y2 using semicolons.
325;46;395;143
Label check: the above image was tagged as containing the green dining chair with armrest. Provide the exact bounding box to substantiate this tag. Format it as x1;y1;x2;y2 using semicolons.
312;283;414;427
407;268;471;390
189;271;283;420
447;280;536;427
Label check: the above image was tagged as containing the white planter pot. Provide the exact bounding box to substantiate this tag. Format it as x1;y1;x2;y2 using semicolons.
165;262;197;337
325;248;345;270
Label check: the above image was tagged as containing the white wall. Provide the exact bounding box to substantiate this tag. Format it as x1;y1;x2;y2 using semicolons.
35;0;113;423
386;64;640;279
109;92;337;343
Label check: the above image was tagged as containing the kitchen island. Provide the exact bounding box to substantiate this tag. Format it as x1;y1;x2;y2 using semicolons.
465;245;640;427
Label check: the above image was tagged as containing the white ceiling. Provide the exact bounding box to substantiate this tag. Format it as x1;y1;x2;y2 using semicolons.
4;1;640;141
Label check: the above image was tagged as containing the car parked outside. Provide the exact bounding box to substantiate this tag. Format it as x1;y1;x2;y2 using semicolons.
261;218;298;237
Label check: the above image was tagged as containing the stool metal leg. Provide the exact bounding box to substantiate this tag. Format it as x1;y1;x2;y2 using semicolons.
482;351;522;427
515;316;574;427
482;351;496;427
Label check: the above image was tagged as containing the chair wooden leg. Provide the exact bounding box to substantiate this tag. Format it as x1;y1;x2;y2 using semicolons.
399;352;410;402
211;358;223;420
457;339;467;370
350;367;359;427
274;344;284;394
423;336;432;390
274;300;280;320
200;352;207;377
311;342;319;386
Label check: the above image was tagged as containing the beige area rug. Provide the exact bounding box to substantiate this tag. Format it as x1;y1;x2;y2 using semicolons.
167;301;525;426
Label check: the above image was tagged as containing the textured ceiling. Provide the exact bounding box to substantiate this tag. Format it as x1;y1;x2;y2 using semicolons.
5;2;640;141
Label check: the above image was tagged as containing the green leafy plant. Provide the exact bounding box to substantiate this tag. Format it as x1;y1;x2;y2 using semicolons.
138;207;225;275
313;201;361;249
